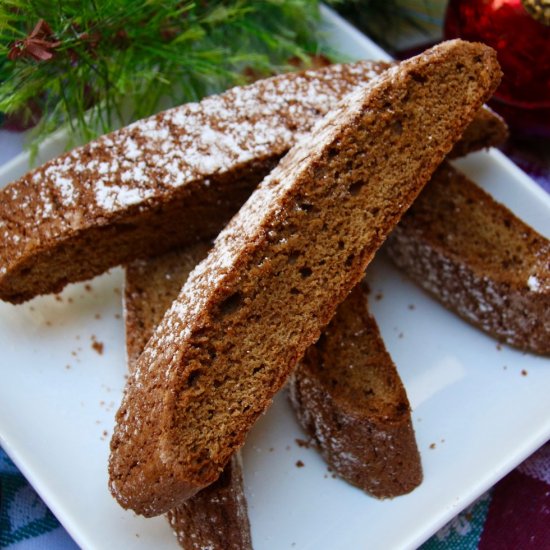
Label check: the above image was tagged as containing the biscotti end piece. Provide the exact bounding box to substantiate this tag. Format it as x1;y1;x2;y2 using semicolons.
386;162;550;355
289;284;422;498
0;57;505;305
167;453;252;550
109;40;501;516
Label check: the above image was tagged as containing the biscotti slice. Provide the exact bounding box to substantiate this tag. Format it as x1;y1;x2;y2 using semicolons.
125;242;252;550
166;453;251;550
109;40;502;516
289;283;422;498
0;60;506;304
385;162;550;355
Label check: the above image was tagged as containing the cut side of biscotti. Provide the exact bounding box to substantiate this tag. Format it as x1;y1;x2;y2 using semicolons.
385;162;550;355
124;242;252;550
125;242;212;368
0;58;506;304
109;40;502;516
289;283;422;498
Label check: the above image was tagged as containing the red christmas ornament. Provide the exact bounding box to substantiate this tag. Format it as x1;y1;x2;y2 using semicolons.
444;0;550;137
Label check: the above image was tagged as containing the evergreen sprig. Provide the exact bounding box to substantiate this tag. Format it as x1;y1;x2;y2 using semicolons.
0;0;328;151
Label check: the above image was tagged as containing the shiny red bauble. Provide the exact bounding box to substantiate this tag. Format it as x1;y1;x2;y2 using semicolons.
445;0;550;136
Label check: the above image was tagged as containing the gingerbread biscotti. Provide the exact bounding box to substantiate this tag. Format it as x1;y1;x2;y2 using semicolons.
124;242;252;550
289;283;422;498
386;162;550;355
0;59;506;304
108;40;501;516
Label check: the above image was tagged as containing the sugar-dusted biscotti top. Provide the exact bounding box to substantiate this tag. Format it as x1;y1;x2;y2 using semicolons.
0;57;506;304
0;59;386;303
109;40;501;516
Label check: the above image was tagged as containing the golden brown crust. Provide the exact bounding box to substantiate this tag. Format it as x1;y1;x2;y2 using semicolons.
109;40;501;517
0;59;506;304
289;284;422;498
386;162;550;355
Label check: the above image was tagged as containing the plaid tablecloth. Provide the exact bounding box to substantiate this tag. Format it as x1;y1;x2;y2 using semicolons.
2;431;550;549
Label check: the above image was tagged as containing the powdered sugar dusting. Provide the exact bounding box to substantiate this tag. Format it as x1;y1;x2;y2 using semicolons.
135;81;373;379
527;274;540;291
52;175;75;205
95;179;156;211
1;60;389;274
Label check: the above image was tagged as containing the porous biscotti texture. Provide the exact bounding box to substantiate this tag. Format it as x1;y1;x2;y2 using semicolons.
0;60;505;304
109;40;502;516
447;104;507;159
289;283;422;498
124;242;252;550
386;162;550;355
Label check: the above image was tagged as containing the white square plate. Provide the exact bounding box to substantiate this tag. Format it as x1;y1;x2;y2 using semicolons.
1;7;549;550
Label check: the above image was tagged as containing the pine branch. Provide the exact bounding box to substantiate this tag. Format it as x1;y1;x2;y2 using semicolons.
0;0;329;151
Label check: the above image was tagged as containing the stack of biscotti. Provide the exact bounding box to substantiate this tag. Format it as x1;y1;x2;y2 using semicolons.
385;162;550;355
289;282;423;498
0;46;510;546
125;243;252;550
124;118;520;520
108;40;501;516
124;252;423;545
125;244;417;542
0;60;506;305
124;115;514;522
123;94;511;540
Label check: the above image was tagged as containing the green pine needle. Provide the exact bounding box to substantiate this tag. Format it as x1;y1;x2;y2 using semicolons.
0;0;329;151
